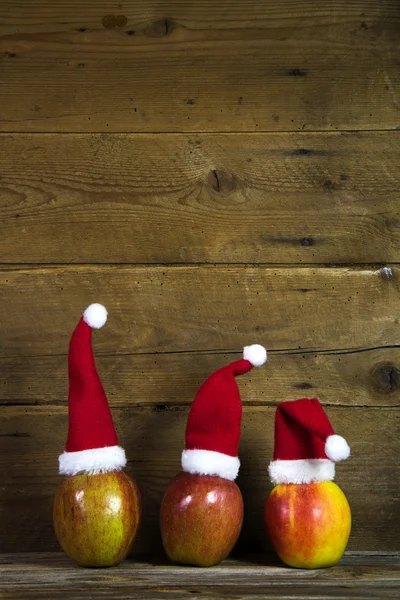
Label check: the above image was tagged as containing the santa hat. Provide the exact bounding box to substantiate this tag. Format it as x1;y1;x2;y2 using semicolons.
58;304;126;476
268;398;350;485
181;344;267;481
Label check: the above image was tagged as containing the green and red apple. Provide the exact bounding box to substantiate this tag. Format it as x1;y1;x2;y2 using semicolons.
54;470;141;567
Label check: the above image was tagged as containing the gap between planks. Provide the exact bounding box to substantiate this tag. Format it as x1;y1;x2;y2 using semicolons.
0;264;398;271
1;402;398;410
0;129;399;136
3;402;397;411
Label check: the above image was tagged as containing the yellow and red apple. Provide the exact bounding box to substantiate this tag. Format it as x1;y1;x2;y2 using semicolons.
160;472;243;567
54;470;141;567
265;481;351;568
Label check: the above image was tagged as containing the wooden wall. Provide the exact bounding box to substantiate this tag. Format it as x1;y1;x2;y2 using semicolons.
0;1;399;555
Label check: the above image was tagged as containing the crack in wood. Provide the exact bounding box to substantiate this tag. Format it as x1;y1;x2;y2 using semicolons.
212;169;221;192
2;344;400;360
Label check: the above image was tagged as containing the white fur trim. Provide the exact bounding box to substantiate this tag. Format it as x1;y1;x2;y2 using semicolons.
59;446;126;475
182;449;240;481
243;344;267;367
268;459;335;485
83;303;108;329
325;435;350;462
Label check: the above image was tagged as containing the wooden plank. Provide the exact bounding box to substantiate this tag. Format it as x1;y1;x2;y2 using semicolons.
1;132;400;264
0;2;399;132
0;406;398;553
0;586;399;600
0;555;399;600
0;266;399;356
2;347;400;408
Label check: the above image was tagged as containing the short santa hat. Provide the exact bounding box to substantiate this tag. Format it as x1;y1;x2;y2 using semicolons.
268;398;350;485
58;304;126;476
181;344;267;481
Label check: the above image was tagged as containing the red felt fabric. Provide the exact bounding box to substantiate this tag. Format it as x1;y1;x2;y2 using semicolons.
66;317;118;452
273;398;335;461
185;358;253;457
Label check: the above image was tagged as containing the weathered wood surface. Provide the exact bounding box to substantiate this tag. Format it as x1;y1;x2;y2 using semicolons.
1;132;400;264
0;553;399;599
0;266;398;356
0;406;398;553
1;347;400;408
1;1;399;132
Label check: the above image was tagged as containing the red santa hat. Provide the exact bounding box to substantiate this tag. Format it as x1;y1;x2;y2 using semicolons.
181;344;267;481
58;304;126;476
268;398;350;485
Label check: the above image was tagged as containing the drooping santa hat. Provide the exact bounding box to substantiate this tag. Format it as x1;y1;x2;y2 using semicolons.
268;398;350;485
58;304;126;476
181;344;267;481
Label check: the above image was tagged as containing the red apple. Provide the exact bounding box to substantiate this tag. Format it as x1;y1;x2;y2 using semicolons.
160;471;243;567
265;482;351;568
53;470;141;567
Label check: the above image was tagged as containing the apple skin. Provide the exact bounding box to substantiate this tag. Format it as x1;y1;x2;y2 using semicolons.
265;481;351;569
160;471;243;567
53;470;141;567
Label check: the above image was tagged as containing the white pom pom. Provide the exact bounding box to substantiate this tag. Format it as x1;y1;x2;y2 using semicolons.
325;434;350;462
83;303;108;329
243;344;267;367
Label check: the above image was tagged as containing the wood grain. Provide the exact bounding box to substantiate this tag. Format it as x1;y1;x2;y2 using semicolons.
0;585;398;599
0;406;398;553
0;554;399;600
0;2;399;132
0;266;398;356
1;0;399;567
1;347;400;408
1;132;400;264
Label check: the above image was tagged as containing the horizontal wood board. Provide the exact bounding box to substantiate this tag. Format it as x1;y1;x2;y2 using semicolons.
1;132;400;264
1;346;400;408
0;406;398;553
0;266;399;356
0;553;399;600
1;1;399;132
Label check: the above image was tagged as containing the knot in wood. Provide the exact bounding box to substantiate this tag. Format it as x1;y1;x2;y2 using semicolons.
371;363;400;394
300;237;315;247
145;18;174;37
208;169;236;195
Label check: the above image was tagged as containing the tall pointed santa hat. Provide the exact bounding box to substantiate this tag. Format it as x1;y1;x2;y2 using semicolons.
58;304;126;476
268;398;350;485
181;344;267;481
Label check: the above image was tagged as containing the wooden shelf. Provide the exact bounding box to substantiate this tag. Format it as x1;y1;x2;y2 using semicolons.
0;552;399;599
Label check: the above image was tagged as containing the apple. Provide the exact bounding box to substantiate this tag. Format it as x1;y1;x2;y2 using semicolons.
53;470;141;567
265;481;351;569
160;471;243;567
